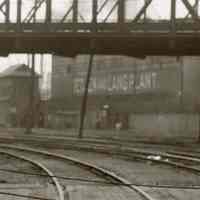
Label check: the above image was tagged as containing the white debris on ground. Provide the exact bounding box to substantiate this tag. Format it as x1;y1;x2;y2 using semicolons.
147;155;162;161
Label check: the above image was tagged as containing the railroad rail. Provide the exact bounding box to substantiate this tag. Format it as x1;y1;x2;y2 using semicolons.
0;144;157;200
0;150;63;200
1;143;200;198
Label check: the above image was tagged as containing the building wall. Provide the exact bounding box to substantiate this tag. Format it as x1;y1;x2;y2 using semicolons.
0;101;10;126
52;56;74;98
182;57;200;110
50;56;200;142
0;77;41;127
129;113;199;142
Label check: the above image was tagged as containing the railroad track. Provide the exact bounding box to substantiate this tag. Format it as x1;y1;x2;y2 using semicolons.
37;142;200;187
1;143;200;199
0;150;62;200
0;144;156;200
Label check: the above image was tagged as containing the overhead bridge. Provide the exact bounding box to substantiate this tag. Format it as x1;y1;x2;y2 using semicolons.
0;0;200;56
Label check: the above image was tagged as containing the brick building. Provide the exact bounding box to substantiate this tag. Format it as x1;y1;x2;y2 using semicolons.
0;64;41;127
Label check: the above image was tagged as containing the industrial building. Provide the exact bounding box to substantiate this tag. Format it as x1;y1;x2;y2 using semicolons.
0;64;42;128
49;55;200;140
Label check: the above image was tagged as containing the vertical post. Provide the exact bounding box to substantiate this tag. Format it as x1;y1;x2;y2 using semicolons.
195;0;199;15
46;0;51;23
17;0;22;24
33;0;37;23
92;0;97;32
144;0;147;21
5;0;10;23
118;0;125;31
78;42;95;138
17;0;22;32
26;54;35;134
73;0;78;31
171;0;176;33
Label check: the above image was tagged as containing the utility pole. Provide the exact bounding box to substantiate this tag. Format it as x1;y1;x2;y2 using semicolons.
26;54;35;134
179;57;184;111
78;52;94;138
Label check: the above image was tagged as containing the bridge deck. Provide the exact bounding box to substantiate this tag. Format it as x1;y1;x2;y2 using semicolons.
0;31;199;56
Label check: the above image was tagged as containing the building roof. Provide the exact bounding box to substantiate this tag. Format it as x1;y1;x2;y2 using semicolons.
0;64;40;78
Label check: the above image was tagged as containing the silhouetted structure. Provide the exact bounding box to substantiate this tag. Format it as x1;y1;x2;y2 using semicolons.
0;64;42;127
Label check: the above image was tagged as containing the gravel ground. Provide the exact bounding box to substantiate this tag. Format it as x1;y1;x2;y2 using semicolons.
51;149;200;200
0;153;57;200
0;184;56;200
53;149;200;186
0;153;47;185
141;187;200;200
2;149;146;200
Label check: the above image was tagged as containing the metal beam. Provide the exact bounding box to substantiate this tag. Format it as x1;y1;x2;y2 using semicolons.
0;0;7;18
181;0;199;21
17;0;22;31
92;0;98;31
33;0;37;23
132;0;152;23
184;1;198;19
118;0;125;31
73;0;78;31
5;0;10;23
103;0;119;23
171;0;176;33
60;4;73;23
46;0;51;23
23;0;46;23
97;0;109;15
144;0;147;21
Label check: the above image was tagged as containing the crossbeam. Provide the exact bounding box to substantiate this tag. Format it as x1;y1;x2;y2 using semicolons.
133;0;153;23
181;0;199;20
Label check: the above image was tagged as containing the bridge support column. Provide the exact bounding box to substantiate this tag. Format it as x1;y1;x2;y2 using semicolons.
78;43;95;138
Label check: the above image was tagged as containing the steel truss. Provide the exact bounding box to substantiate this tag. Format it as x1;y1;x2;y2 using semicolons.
0;0;199;32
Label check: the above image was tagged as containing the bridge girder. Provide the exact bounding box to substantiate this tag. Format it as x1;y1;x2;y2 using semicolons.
0;0;197;31
0;0;198;56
